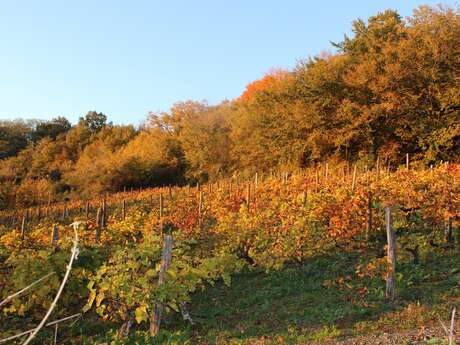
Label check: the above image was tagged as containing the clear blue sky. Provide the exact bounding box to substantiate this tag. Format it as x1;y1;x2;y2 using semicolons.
0;0;454;125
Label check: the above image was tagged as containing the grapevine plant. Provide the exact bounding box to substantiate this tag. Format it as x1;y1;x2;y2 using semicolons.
0;163;459;341
83;233;243;326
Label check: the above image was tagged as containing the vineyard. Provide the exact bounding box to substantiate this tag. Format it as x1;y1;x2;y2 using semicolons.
0;162;459;344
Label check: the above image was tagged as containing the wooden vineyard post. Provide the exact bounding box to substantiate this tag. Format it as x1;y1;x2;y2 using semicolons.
21;214;27;239
51;226;59;246
168;185;172;199
385;207;396;302
366;192;372;241
159;193;164;232
365;165;370;186
315;168;319;193
122;200;126;221
95;207;101;243
198;191;203;230
376;156;380;181
325;163;329;184
85;202;90;222
351;165;357;193
62;201;68;221
246;183;251;211
303;190;308;207
445;216;453;244
150;224;174;336
101;197;107;229
445;202;453;244
255;172;258;189
406;153;410;170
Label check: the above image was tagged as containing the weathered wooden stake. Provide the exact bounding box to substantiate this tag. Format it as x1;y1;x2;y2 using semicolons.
122;200;126;221
376;156;380;180
51;226;59;246
102;198;107;229
445;213;453;244
62;201;68;221
246;183;251;211
159;193;164;231
406;153;410;170
85;202;90;221
366;192;372;241
198;191;203;228
95;207;101;243
385;206;396;302
150;228;173;336
315;168;319;192
21;215;27;238
351;165;357;193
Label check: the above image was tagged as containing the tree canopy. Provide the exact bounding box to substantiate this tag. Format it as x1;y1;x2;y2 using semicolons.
0;5;459;208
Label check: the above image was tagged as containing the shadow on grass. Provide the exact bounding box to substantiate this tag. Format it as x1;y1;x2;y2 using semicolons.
166;247;460;343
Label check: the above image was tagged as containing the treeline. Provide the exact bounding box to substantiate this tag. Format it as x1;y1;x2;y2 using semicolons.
0;5;459;209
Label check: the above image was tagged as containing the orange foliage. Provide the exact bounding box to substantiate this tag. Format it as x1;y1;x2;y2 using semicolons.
239;69;290;103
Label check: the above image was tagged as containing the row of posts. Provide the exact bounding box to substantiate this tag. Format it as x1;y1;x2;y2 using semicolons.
2;152;441;229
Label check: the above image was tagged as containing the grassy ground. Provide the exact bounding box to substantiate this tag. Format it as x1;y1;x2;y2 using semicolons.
69;237;460;345
181;247;459;344
3;236;459;344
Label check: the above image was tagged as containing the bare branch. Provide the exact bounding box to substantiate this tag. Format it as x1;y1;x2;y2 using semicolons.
0;272;55;309
439;315;449;335
0;313;81;344
449;306;457;345
21;222;81;345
